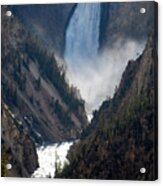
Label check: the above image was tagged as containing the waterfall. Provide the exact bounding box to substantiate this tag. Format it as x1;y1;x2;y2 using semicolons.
64;3;145;118
64;3;101;66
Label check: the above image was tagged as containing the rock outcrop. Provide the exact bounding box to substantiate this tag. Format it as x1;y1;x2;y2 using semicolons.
1;103;39;177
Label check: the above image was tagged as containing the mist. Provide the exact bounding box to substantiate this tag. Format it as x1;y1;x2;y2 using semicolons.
65;39;145;118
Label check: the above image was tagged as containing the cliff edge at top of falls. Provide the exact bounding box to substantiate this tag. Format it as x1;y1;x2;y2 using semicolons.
1;5;88;146
56;30;158;180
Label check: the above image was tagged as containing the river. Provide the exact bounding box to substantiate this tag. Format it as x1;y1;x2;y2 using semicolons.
31;141;73;178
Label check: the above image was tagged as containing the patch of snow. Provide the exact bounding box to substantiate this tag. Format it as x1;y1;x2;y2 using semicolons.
18;120;22;125
4;104;8;110
11;113;15;119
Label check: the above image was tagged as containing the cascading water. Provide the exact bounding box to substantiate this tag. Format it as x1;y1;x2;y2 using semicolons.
32;142;73;178
64;3;101;119
64;3;101;66
64;2;145;119
32;4;102;177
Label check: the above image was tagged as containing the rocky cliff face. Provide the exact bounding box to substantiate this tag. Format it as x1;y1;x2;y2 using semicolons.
10;4;76;55
56;31;158;180
10;2;155;55
100;1;156;50
1;5;88;145
1;103;39;177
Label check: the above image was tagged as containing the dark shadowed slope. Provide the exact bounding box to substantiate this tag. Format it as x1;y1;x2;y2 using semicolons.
1;5;88;145
56;31;158;180
1;103;39;177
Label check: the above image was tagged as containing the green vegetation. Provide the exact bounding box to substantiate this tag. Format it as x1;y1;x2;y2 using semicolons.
54;100;74;129
1;147;9;177
25;35;85;122
33;76;41;91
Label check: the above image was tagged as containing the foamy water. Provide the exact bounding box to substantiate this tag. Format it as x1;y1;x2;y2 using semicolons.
32;141;73;178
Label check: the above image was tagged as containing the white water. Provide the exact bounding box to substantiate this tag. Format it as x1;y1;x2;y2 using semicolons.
32;141;73;178
64;3;145;117
65;3;101;66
